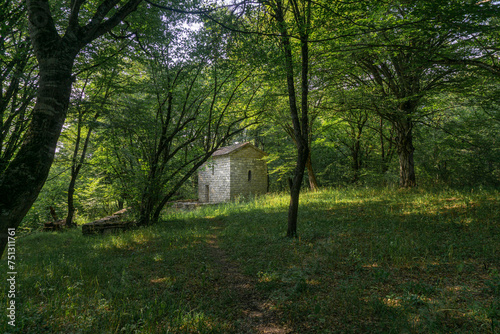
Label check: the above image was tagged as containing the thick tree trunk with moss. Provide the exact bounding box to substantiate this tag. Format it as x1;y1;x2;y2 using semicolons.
0;0;80;254
0;52;77;255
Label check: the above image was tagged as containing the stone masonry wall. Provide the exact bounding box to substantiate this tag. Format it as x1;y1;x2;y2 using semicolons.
198;156;231;203
198;145;268;203
230;147;267;199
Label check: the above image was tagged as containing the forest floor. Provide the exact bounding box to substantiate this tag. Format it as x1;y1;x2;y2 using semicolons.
206;218;290;333
1;187;499;333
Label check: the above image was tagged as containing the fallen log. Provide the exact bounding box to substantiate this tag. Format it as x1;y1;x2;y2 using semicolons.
82;208;135;235
43;219;66;232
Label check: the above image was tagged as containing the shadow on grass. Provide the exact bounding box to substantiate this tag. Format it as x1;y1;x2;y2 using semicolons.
0;218;294;333
213;194;499;333
1;191;498;333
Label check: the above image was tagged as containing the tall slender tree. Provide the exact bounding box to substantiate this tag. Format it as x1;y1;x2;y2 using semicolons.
259;0;312;237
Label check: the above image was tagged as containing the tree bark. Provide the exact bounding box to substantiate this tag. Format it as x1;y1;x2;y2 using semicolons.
0;51;77;255
285;125;318;191
138;194;155;227
352;133;361;183
395;120;416;188
0;0;78;253
305;150;319;191
288;146;308;237
66;177;78;227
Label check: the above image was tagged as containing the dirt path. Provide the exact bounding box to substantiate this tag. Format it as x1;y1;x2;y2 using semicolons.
206;222;291;334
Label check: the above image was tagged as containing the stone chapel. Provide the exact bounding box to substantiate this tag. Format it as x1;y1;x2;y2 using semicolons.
198;142;268;203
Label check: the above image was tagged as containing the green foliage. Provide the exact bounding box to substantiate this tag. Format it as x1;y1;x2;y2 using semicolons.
4;5;500;333
12;0;500;232
0;0;37;173
20;167;69;232
101;19;266;225
416;95;500;187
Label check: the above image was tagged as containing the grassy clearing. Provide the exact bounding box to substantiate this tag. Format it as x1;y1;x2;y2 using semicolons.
220;187;500;333
1;220;242;333
1;187;499;333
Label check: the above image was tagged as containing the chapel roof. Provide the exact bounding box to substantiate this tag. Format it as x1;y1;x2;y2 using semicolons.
212;142;267;157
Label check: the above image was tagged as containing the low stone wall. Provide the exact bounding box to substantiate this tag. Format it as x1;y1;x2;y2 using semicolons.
168;201;213;211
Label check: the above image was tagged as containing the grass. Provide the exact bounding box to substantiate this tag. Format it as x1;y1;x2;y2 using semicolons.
1;187;499;333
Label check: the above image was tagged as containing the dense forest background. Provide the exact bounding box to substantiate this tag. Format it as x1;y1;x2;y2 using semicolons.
1;0;499;234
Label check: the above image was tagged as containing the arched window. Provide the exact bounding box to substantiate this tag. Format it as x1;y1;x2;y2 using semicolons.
248;170;252;181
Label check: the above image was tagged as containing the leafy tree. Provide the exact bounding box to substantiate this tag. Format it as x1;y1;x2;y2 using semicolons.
101;17;264;226
0;0;152;255
64;69;120;227
0;0;222;255
417;93;500;187
204;0;325;236
251;0;313;237
430;1;500;77
0;0;37;173
333;2;472;187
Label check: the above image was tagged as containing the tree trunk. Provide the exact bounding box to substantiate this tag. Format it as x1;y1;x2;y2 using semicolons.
352;136;361;183
305;150;319;191
66;177;77;227
65;105;100;228
379;118;388;174
138;204;153;227
285;129;318;191
137;183;156;227
0;54;77;255
395;120;416;188
0;0;142;257
0;0;85;256
288;145;308;237
272;0;311;238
